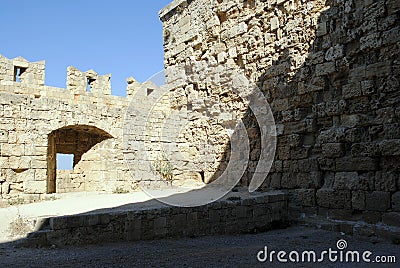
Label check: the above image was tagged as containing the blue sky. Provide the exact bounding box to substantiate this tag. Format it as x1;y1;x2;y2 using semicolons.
0;0;172;96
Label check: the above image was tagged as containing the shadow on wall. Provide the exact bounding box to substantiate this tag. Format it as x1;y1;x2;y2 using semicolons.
212;0;400;221
210;0;333;187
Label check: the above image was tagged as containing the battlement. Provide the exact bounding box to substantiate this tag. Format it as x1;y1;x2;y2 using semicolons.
0;55;45;86
0;54;141;99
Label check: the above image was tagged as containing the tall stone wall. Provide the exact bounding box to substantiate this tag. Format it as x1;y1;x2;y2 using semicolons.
159;0;400;228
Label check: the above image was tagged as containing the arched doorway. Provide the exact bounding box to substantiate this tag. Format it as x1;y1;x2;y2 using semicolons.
47;125;113;193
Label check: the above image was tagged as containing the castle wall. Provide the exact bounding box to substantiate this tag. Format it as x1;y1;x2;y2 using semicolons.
0;55;143;204
159;0;400;228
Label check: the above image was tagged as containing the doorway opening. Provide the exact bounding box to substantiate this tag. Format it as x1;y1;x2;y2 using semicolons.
47;125;113;194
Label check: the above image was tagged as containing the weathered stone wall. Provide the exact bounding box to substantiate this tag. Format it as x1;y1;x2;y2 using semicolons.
1;53;216;204
159;0;400;229
24;191;287;246
0;55;143;204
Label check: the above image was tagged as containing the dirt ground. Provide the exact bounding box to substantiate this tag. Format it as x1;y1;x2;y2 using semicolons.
0;226;398;268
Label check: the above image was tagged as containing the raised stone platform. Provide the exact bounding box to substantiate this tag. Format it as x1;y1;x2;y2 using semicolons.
22;191;287;247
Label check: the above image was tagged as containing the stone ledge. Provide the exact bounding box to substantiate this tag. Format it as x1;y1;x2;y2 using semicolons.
21;191;288;247
159;0;187;20
297;215;400;243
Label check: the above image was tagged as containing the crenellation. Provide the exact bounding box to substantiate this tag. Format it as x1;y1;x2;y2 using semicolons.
66;67;112;95
0;55;45;87
1;54;142;100
126;77;142;98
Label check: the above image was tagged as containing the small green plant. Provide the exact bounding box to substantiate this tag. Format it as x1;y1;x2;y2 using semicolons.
152;151;174;182
113;186;129;194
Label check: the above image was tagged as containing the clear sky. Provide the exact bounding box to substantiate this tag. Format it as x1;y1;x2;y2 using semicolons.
0;0;172;96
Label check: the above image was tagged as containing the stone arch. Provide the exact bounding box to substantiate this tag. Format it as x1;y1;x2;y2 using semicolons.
47;125;113;194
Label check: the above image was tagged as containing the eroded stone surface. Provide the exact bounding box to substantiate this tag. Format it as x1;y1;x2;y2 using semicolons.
159;0;400;230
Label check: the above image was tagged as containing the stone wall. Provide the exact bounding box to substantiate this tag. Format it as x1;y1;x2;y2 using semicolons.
159;0;400;229
24;191;287;246
0;55;144;204
0;53;224;205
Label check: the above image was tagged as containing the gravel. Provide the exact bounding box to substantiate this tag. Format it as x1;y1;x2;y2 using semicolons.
0;226;398;267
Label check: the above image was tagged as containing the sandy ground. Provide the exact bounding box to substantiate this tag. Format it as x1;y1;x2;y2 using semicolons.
0;226;398;267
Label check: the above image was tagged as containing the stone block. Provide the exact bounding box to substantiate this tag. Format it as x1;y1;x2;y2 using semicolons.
23;180;46;194
270;16;279;31
318;157;335;171
362;211;381;224
365;61;392;78
333;172;373;191
291;147;310;160
360;80;375;95
392;192;400;211
291;189;315;207
342;83;361;99
295;172;322;188
360;33;381;50
317;128;346;143
315;62;335;76
351;143;378;157
228;21;247;38
335;157;378;171
382;212;400;227
50;216;68;230
322;143;344;158
328;209;353;221
325;45;344;61
352;191;365;210
280;173;297;189
0;131;8;142
387;0;400;14
340;114;365;128
379;140;400;156
15;169;35;183
8;156;31;170
1;144;24;156
365;191;390;211
316;189;351;209
316;22;327;36
375;171;397;192
154;217;167;229
81;214;99;226
269;173;281;188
